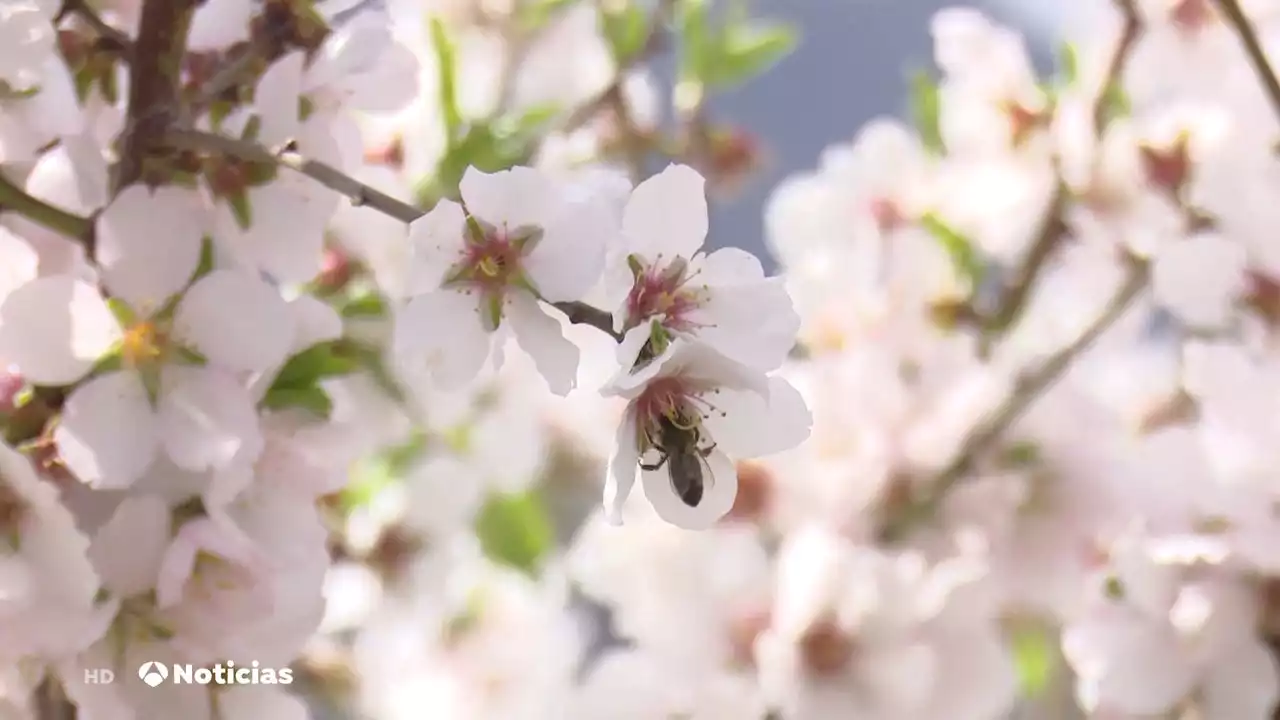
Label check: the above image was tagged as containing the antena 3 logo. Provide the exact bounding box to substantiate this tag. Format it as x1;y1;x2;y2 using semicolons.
136;661;294;687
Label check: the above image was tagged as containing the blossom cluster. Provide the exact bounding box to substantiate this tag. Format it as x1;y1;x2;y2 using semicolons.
4;0;1280;718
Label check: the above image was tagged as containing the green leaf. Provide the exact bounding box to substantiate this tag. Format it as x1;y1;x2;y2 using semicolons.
339;292;387;318
703;21;799;89
189;237;216;285
518;0;579;30
1057;42;1079;87
675;0;712;83
1011;625;1057;698
909;70;945;156
920;212;983;289
260;385;334;418
430;17;463;144
340;430;430;511
228;191;253;231
269;340;360;391
1098;81;1131;126
105;298;136;327
601;4;650;63
473;490;554;577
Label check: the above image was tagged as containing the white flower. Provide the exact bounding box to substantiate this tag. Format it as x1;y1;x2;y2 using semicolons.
0;1;58;91
602;339;811;529
0;441;104;663
605;164;800;375
393;166;614;395
0;186;296;489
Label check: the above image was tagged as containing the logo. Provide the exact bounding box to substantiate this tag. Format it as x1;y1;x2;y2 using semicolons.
137;662;168;687
83;668;114;684
133;661;293;687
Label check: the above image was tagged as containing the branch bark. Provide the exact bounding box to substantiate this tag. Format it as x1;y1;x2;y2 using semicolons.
881;257;1151;542
1215;0;1280;124
113;0;201;191
162;129;624;341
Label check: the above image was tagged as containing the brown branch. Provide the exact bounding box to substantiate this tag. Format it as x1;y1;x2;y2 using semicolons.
881;256;1151;542
1215;0;1280;124
162;129;624;340
61;0;133;59
980;0;1143;342
113;0;201;191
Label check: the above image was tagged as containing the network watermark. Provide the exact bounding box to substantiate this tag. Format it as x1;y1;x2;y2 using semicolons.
124;661;294;688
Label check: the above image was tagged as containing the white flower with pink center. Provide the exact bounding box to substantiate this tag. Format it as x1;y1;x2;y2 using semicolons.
602;339;811;529
393;165;615;395
603;164;800;376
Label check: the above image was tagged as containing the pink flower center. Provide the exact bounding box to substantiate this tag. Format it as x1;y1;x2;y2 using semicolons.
624;257;706;332
632;377;725;450
444;223;533;303
1171;0;1214;34
868;196;905;233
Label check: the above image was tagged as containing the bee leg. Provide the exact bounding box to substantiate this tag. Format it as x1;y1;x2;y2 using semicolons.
696;441;717;458
639;454;669;472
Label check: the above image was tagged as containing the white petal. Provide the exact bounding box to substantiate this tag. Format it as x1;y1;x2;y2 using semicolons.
0;226;38;300
157;366;264;474
1201;638;1280;720
641;447;737;529
188;0;254;51
406;198;467;293
1152;233;1247;328
688;277;799;372
523;198;612;303
253;51;306;147
392;289;491;390
217;686;308;720
701;376;812;458
55;372;159;489
603;409;640;525
285;294;344;352
88;495;171;597
214;178;332;283
459;165;556;230
507;293;580;396
693;246;766;285
0;276;120;385
96;185;206;310
173;270;296;373
623;164;708;260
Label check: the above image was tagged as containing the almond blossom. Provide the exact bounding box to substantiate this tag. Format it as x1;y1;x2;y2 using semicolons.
393;165;615;395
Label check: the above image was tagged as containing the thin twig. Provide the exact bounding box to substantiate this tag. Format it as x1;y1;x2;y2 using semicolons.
0;172;93;242
1215;0;1280;123
980;0;1143;342
162;129;624;340
881;257;1151;542
63;0;133;58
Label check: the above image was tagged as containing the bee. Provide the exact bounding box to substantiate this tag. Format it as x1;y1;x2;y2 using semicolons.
640;415;716;507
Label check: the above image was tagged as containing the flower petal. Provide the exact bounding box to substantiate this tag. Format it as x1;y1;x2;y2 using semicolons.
0;226;38;301
217;686;308;720
406;198;467;293
641;447;737;529
0;276;120;385
173;270;296;373
88;495;171;597
392;289;491;390
253;51;306;148
158;366;264;474
55;372;159;489
688;277;800;372
623;164;708;260
702;376;812;458
459;165;556;230
523;197;612;303
603;408;640;525
96;185;207;310
507;293;579;396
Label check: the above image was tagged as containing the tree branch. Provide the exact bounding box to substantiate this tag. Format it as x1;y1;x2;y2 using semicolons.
61;0;133;58
979;0;1143;342
1215;0;1280;124
113;0;201;191
162;129;624;340
0;172;93;242
881;256;1151;542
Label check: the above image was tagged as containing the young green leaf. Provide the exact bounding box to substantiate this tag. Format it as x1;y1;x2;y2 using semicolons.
703;20;799;89
474;490;554;577
601;4;650;63
920;212;984;289
430;17;464;144
909;70;945;156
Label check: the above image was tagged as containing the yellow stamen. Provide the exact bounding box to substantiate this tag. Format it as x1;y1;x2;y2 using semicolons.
121;322;162;368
